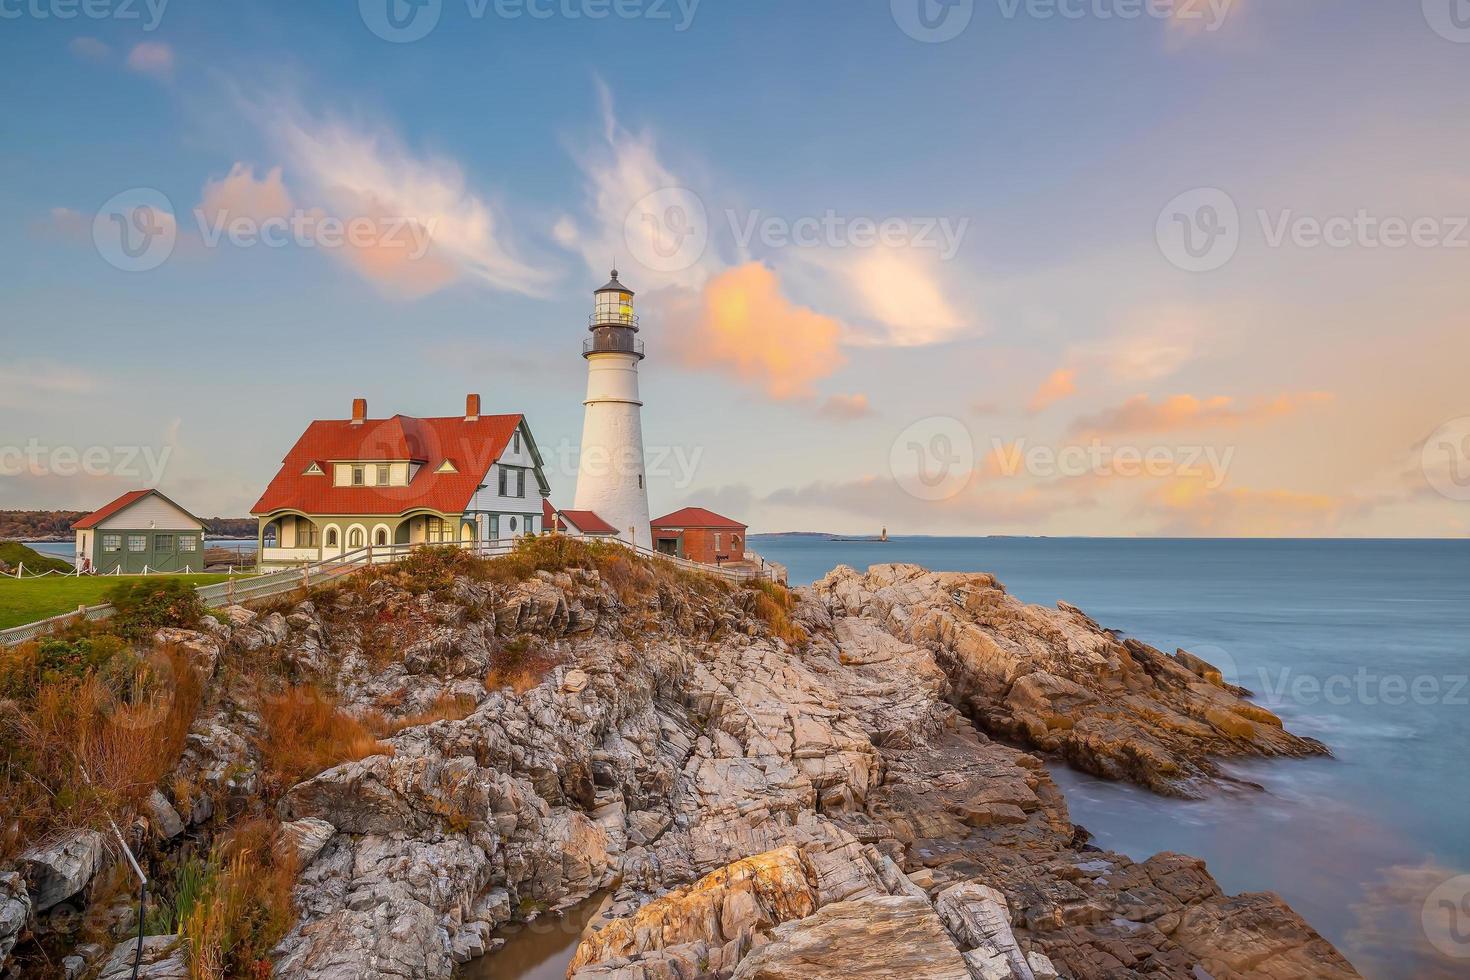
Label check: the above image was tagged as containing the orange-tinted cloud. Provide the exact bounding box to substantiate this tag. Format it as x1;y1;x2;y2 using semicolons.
126;41;173;79
197;163;293;223
1027;368;1078;413
670;262;844;400
1144;476;1355;536
818;394;872;420
1070;391;1332;436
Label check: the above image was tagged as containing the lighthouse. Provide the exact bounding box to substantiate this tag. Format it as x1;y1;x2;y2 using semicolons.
573;270;651;547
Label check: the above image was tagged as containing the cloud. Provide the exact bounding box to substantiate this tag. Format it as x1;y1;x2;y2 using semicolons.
558;80;718;291
197;163;293;223
1078;307;1201;382
817;394;873;420
69;37;110;61
794;246;966;348
251;98;552;298
763;475;1071;533
1069;391;1332;436
0;361;98;408
1027;368;1078;413
1143;477;1358;536
662;262;844;401
126;41;174;79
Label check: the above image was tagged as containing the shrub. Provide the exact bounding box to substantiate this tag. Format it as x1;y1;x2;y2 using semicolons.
179;817;298;980
0;645;203;859
484;636;561;695
745;580;808;648
107;579;206;639
256;686;389;794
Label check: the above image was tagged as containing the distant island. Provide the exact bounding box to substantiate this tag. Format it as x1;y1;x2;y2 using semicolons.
752;531;890;542
0;510;257;541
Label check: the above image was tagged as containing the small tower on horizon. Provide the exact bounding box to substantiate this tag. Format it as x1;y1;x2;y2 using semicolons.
573;270;651;548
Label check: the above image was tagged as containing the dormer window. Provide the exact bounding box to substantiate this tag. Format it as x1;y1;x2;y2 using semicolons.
352;465;365;486
377;464;390;485
436;459;458;474
304;462;324;476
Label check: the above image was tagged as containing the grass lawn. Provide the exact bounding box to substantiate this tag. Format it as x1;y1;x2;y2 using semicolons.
0;574;231;631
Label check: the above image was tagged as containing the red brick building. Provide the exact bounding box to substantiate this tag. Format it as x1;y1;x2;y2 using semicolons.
651;507;747;565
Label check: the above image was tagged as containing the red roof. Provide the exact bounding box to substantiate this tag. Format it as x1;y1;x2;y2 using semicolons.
651;507;747;530
541;499;566;532
73;489;156;529
558;510;619;535
251;414;523;517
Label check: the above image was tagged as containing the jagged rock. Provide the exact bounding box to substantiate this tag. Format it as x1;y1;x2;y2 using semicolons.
110;556;1352;980
151;627;220;676
95;935;189;979
277;817;336;867
18;830;107;912
222;603;257;627
145;790;185;840
732;895;973;979
0;871;30;969
812;565;1328;797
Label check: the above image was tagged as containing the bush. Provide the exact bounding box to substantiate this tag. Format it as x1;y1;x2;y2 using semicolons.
256;686;390;794
745;580;808;648
0;645;203;859
107;578;206;639
179;818;298;980
484;636;561;695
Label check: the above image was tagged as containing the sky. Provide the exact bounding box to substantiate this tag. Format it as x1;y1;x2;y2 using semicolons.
1;0;1468;537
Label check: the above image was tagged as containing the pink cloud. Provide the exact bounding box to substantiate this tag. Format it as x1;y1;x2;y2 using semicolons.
1069;391;1333;436
197;163;293;223
1027;368;1078;414
126;41;174;79
818;394;873;420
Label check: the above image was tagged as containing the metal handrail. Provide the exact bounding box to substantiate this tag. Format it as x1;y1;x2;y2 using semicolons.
582;335;645;358
587;312;639;329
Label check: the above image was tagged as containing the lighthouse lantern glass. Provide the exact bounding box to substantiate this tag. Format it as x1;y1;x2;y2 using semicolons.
597;290;633;325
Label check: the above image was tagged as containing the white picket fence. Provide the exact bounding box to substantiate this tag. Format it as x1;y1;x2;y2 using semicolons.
0;535;779;647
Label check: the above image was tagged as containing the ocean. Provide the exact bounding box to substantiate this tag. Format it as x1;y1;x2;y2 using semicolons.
750;535;1470;979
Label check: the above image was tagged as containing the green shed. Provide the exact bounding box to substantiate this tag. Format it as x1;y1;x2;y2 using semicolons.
72;489;209;574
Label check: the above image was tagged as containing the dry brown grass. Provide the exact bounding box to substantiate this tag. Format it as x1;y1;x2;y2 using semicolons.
256;686;390;794
0;643;203;860
180;817;298;980
364;692;477;736
484;636;562;695
745;580;808;648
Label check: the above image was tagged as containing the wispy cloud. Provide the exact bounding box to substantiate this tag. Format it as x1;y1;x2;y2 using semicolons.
817;393;873;420
1069;391;1332;436
0;361;99;409
126;41;174;79
69;37;110;62
1027;367;1078;414
244;96;553;297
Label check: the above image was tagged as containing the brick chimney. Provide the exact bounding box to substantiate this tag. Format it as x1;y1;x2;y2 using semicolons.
465;393;481;421
351;398;367;425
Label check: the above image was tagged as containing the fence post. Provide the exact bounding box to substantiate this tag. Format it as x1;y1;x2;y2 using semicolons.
15;562;22;579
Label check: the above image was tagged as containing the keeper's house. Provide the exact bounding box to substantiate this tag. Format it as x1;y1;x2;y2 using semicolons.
251;395;550;567
651;508;747;565
73;489;208;574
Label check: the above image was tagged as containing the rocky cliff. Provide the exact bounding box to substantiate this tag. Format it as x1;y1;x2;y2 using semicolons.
0;547;1359;980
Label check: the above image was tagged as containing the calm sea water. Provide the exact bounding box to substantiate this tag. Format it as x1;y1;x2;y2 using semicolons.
752;536;1470;980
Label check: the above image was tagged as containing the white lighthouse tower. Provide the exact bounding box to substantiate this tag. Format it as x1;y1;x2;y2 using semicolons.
573;270;651;547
